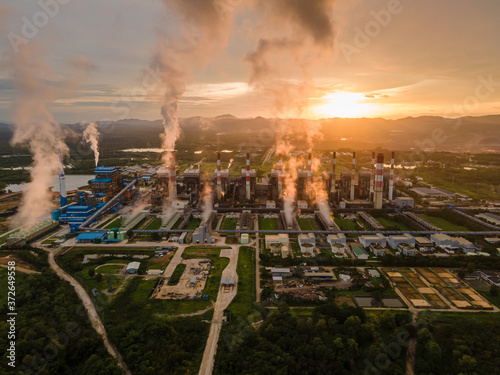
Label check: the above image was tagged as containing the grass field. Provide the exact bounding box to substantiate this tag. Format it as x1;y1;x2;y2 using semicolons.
478;290;500;308
376;217;412;231
225;246;256;322
258;218;279;231
182;247;223;258
184;218;202;230
104;217;123;229
96;264;126;274
221;218;238;230
297;218;318;231
76;265;125;295
144;218;162;230
334;217;359;231
167;263;186;286
421;215;469;231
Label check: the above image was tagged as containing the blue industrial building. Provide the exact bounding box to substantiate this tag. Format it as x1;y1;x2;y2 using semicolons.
75;232;107;244
59;205;97;233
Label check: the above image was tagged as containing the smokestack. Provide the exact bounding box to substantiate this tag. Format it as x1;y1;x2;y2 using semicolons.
350;151;356;201
331;151;336;193
374;153;384;209
169;152;177;200
58;149;67;208
389;151;395;200
217;152;222;201
246;152;251;200
307;152;312;199
370;151;375;199
278;153;283;197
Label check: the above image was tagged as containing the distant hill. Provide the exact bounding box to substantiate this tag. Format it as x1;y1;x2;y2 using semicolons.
1;114;500;153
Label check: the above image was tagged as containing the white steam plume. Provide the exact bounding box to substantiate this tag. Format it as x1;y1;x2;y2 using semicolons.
82;122;100;166
151;0;236;182
7;44;67;227
201;180;213;223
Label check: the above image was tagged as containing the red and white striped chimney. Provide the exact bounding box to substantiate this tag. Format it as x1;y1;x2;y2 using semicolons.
370;151;375;199
169;152;177;200
374;153;384;209
246;152;251;200
307;152;312;198
389;151;395;200
278;153;283;197
216;152;222;200
350;151;356;201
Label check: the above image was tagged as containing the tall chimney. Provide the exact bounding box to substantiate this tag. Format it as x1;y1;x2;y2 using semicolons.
389;151;395;200
58;149;67;207
307;152;312;198
169;152;177;200
246;152;251;200
369;151;375;200
350;151;356;201
374;153;384;209
216;152;222;201
331;151;336;193
278;153;283;198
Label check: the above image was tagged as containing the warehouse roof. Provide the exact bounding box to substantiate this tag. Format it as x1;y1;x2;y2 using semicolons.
76;232;107;240
90;178;112;183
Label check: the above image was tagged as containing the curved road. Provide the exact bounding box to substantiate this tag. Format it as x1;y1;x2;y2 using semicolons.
46;248;132;374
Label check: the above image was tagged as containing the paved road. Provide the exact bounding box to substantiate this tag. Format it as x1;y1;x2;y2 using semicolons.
198;245;239;375
45;248;132;374
162;244;188;278
254;216;261;302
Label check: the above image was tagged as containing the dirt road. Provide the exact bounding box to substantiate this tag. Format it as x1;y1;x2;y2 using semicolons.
46;248;132;374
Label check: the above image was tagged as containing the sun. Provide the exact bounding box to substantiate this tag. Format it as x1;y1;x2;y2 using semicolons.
310;91;377;118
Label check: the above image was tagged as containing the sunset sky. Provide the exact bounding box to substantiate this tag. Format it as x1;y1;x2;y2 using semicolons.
1;0;500;123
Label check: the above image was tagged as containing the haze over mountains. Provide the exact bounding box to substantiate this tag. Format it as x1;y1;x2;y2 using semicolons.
1;115;500;153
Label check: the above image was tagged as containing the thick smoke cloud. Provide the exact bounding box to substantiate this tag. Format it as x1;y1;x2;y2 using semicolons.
7;43;68;227
246;0;336;222
152;0;235;165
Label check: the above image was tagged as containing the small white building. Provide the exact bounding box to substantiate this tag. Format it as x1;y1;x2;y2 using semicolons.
395;197;414;209
297;200;308;209
359;233;387;248
430;233;473;249
388;233;415;249
266;200;277;209
271;267;292;277
126;261;141;274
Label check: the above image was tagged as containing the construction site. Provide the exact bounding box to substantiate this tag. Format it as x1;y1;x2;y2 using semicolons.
150;258;212;300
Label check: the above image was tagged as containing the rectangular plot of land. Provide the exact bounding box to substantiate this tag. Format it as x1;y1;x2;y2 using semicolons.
382;298;404;308
438;272;452;278
411;299;431;308
418;287;435;294
354;296;374;307
453;300;471;308
472;301;492;309
387;272;402;277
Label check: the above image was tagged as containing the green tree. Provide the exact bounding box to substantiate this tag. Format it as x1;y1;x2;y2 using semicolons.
95;273;103;282
490;284;499;297
88;268;95;277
